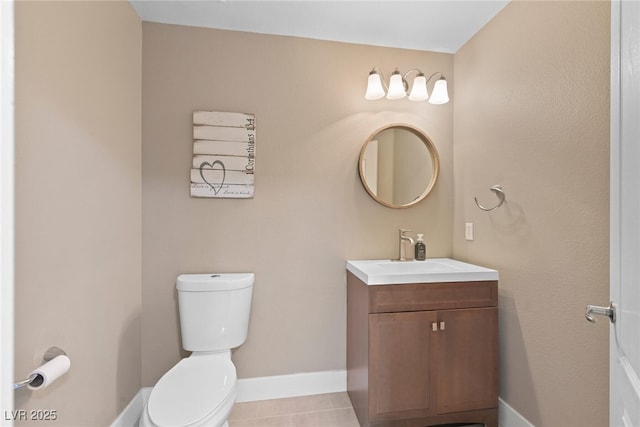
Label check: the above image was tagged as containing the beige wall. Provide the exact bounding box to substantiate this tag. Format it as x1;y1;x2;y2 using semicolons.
14;1;141;425
11;2;611;425
453;2;610;426
141;23;454;384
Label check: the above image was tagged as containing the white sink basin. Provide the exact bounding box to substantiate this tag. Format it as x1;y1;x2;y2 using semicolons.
346;258;498;285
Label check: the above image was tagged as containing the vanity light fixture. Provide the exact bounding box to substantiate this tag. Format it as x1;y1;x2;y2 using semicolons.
365;67;449;104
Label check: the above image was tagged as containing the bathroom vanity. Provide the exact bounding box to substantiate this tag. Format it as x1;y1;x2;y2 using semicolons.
346;259;499;427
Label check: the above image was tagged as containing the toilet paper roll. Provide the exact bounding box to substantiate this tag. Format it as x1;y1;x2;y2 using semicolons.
27;355;71;391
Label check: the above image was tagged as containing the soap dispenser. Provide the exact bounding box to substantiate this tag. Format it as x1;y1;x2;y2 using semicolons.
415;234;427;261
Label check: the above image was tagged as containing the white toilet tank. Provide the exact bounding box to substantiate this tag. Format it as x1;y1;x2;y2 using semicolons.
176;273;254;352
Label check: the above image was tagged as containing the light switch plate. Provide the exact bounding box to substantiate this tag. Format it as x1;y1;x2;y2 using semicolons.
465;222;474;241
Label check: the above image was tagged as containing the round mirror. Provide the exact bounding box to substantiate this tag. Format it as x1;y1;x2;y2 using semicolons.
358;124;439;208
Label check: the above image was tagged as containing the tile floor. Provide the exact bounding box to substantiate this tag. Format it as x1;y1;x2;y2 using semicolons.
228;392;360;427
228;393;486;427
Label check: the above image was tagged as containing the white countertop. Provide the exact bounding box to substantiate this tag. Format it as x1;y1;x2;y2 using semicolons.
346;258;499;285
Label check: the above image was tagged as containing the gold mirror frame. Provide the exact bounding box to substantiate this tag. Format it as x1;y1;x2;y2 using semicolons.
358;124;440;209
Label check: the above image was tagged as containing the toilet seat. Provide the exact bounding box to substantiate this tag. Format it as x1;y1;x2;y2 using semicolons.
147;353;236;427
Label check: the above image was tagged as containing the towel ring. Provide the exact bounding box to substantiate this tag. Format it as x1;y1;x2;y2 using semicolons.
474;185;505;211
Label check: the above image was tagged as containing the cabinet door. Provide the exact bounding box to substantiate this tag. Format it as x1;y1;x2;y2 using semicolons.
369;311;437;420
435;307;499;414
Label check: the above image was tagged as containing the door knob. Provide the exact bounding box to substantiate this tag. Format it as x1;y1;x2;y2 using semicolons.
585;302;616;324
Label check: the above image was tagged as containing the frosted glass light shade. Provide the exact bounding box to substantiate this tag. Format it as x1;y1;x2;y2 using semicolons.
386;72;406;100
428;78;449;104
365;71;385;100
408;74;428;101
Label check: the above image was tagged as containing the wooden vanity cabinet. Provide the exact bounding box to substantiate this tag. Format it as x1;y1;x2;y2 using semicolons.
347;271;499;427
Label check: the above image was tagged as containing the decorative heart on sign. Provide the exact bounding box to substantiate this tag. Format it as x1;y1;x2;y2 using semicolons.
199;160;226;195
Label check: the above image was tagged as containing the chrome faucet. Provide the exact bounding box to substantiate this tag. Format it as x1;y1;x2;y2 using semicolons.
398;229;414;261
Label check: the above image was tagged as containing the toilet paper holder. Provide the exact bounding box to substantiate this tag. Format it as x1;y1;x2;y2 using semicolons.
13;346;67;390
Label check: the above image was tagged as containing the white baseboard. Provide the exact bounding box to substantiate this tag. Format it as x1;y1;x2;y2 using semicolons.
112;372;533;427
110;388;150;427
499;397;535;427
236;369;346;402
110;370;346;427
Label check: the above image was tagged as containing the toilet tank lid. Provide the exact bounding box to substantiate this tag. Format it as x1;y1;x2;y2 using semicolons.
176;273;254;291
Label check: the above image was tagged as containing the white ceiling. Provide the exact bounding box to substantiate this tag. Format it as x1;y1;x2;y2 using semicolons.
129;0;510;53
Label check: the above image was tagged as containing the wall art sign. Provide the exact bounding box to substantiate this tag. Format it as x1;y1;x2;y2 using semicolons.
190;111;255;198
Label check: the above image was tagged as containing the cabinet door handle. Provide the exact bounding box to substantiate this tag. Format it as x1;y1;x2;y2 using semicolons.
432;322;438;332
440;321;446;331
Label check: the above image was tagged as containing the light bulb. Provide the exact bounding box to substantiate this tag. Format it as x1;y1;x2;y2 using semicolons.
428;77;449;104
386;71;406;100
408;74;428;101
365;70;385;100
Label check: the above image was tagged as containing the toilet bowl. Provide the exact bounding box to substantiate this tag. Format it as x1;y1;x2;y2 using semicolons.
139;273;254;427
139;352;236;427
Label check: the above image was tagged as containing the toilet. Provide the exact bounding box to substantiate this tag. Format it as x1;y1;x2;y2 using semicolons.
139;273;254;427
